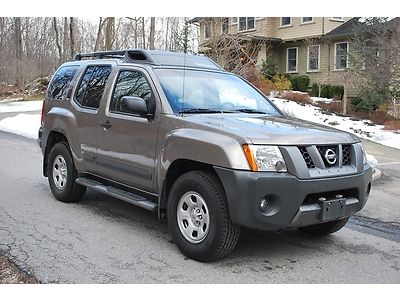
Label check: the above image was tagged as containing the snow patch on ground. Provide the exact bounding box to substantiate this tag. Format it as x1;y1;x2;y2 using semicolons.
0;113;40;139
0;100;43;113
270;97;400;150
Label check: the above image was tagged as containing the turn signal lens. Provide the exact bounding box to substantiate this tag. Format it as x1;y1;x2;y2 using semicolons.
243;144;258;172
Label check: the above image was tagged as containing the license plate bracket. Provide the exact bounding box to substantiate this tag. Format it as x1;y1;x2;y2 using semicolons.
318;198;346;221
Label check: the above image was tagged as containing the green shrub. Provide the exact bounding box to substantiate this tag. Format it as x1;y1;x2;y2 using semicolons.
260;59;277;80
289;75;310;92
311;84;344;99
272;74;292;91
351;91;384;112
311;83;319;97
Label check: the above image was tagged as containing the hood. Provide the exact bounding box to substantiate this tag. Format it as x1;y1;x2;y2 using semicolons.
183;114;359;145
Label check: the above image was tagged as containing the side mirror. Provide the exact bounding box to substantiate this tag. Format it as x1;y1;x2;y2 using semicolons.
121;96;148;116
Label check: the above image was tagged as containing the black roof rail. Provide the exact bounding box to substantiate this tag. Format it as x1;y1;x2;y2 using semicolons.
74;49;158;65
73;49;224;71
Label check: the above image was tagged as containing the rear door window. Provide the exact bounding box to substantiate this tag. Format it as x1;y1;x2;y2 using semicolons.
75;65;112;109
47;66;78;100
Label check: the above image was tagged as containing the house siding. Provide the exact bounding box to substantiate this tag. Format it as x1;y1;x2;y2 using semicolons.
196;17;359;97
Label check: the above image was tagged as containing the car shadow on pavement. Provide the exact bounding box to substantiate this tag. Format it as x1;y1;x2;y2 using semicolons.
78;189;345;266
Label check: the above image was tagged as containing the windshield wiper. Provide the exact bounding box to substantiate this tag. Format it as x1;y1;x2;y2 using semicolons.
179;108;224;114
228;108;267;114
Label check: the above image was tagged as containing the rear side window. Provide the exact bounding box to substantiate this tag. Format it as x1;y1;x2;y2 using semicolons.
75;65;112;109
47;66;78;100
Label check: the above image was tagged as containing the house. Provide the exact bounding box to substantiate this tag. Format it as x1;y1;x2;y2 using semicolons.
191;17;360;97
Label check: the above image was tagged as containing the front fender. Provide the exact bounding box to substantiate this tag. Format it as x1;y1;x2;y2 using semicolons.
156;128;250;191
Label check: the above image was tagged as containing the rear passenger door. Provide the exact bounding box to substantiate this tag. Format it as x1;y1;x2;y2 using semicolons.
71;64;112;173
96;67;160;193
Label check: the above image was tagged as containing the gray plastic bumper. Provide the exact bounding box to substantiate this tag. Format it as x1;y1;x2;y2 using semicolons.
214;165;372;231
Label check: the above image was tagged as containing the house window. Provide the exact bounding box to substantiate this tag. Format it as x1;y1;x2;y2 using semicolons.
281;17;292;27
331;17;344;21
231;17;238;24
238;17;255;32
335;42;348;70
204;22;211;40
302;17;314;24
287;47;298;73
307;45;320;72
222;18;229;34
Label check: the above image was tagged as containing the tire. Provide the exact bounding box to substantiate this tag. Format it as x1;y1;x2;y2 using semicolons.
167;170;240;262
47;142;86;203
299;217;350;236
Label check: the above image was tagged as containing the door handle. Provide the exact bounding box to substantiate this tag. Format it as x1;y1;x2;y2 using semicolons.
100;120;112;129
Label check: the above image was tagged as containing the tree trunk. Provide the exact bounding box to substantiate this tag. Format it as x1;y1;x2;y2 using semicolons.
69;17;75;59
94;17;103;51
134;18;138;48
165;18;169;51
343;84;348;115
141;17;146;49
104;17;115;50
149;17;155;50
62;17;69;61
53;18;63;64
14;17;22;87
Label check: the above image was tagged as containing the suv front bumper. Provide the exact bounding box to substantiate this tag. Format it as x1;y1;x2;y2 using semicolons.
214;165;372;230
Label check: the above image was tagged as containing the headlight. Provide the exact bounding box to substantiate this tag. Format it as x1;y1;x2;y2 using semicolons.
243;145;287;172
358;143;367;165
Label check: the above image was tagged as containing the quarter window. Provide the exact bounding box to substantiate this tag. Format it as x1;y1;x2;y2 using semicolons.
335;42;348;70
308;45;320;71
110;70;155;115
47;66;78;100
238;17;255;32
287;48;298;73
281;17;292;27
75;65;112;109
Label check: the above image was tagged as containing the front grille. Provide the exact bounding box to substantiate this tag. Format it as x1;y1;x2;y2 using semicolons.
317;145;339;167
299;147;315;168
298;144;353;168
342;145;351;165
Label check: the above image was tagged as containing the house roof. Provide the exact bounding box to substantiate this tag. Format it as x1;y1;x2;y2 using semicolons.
322;17;362;40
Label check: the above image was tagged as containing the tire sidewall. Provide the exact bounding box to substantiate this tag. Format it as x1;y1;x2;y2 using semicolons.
47;142;77;202
167;172;227;261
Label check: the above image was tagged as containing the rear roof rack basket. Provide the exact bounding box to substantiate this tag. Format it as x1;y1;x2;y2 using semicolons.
74;49;157;65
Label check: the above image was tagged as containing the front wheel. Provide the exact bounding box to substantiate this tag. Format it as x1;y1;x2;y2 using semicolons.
299;217;350;236
167;170;240;262
47;142;86;203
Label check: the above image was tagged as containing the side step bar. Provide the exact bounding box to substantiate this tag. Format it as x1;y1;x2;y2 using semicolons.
76;177;158;212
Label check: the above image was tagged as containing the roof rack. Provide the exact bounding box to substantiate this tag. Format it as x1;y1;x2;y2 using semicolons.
74;49;158;65
73;49;223;71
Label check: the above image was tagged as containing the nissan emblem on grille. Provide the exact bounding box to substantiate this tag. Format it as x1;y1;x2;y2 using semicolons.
324;149;337;165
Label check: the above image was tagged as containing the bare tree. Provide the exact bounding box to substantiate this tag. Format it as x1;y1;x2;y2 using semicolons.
14;17;22;87
149;17;155;50
53;18;62;64
104;17;115;50
349;17;400;114
69;17;76;58
94;17;104;51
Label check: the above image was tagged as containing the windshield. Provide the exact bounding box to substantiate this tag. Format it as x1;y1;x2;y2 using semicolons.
154;69;281;116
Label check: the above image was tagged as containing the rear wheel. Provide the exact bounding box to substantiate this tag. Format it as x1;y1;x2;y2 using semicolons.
167;170;240;261
299;217;350;236
47;142;86;203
